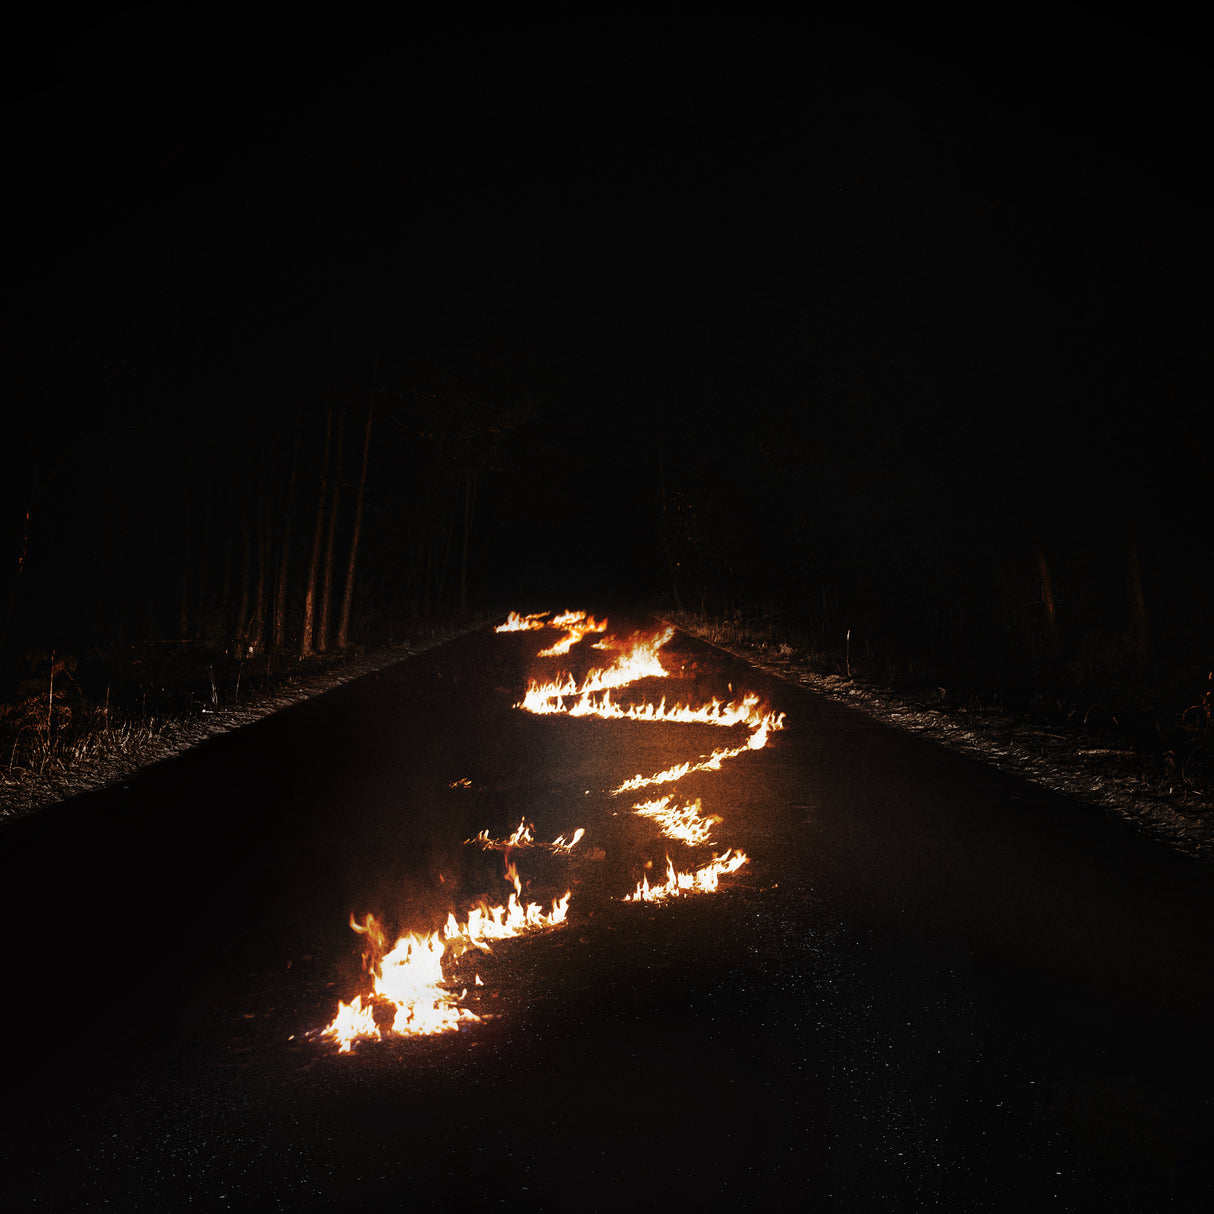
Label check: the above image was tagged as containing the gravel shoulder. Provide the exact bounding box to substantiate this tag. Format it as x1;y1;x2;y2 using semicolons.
670;615;1214;866
0;620;491;828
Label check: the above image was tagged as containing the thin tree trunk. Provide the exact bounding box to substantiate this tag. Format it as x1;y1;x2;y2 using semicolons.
178;511;191;641
247;493;266;656
459;470;477;618
1037;546;1060;659
235;520;250;652
338;401;373;649
423;533;435;614
273;424;302;651
317;411;343;653
300;410;332;660
1126;533;1151;665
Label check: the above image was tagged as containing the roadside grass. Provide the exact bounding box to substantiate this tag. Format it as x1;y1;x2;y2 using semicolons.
0;616;492;827
667;603;1214;859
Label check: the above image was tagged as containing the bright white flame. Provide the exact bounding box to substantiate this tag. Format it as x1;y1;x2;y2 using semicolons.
495;610;550;632
631;796;720;845
467;820;585;853
625;851;748;903
322;914;481;1051
322;875;571;1051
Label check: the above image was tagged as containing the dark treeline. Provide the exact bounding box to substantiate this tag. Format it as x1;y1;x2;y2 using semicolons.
650;251;1212;734
1;347;542;706
4;13;1210;763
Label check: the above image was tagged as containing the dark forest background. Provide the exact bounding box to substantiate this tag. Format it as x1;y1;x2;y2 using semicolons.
2;9;1210;768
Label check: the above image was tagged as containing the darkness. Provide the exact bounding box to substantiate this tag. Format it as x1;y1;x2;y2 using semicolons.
3;9;1210;699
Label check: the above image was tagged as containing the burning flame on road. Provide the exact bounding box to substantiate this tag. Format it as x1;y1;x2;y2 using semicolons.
631;796;720;845
495;610;549;632
537;610;608;656
320;609;783;1050
626;850;748;903
467;819;586;854
323;872;571;1053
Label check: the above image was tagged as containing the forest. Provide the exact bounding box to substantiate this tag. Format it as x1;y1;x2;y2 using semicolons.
3;12;1210;805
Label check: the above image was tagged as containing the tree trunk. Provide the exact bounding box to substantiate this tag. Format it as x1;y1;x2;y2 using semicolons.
178;511;191;641
300;410;332;660
273;425;302;652
247;494;266;656
317;411;343;653
1037;546;1060;660
235;520;250;653
459;470;477;618
337;401;373;650
1125;533;1151;665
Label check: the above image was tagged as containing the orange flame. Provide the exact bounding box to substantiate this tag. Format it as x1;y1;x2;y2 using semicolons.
321;880;571;1051
495;610;550;632
631;796;720;845
467;820;585;853
625;851;749;903
537;610;608;656
321;613;782;1050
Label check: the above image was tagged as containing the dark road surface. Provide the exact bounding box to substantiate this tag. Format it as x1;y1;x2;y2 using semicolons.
2;613;1212;1211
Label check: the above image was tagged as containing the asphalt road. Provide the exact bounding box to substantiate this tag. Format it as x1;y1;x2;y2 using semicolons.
2;613;1211;1211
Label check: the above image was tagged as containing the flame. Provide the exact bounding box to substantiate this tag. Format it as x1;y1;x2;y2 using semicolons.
519;626;674;714
495;609;608;656
537;610;608;656
631;796;720;845
467;818;535;849
321;914;479;1052
610;714;784;796
321;876;571;1051
625;851;749;903
495;610;550;632
551;828;585;853
320;613;782;1050
467;820;585;853
451;889;571;952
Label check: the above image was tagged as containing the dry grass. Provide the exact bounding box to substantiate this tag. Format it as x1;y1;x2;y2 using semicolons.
668;605;1214;864
0;617;491;827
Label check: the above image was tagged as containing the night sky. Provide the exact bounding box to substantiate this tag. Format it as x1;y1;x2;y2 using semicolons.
4;10;1210;668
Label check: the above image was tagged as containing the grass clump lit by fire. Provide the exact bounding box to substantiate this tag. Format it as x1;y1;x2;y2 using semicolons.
0;650;192;820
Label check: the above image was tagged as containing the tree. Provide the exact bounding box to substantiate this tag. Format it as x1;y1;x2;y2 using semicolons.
316;409;344;653
273;424;302;652
299;409;333;659
337;400;372;650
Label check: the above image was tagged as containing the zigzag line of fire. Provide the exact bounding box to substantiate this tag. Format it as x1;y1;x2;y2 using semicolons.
319;610;783;1050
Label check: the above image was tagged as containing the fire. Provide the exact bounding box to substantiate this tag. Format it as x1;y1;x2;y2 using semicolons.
625;851;749;903
495;610;550;632
467;820;586;853
322;868;572;1052
467;818;536;849
322;915;480;1052
537;610;608;656
495;609;609;656
610;717;783;795
631;796;720;845
518;626;674;715
320;611;782;1050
